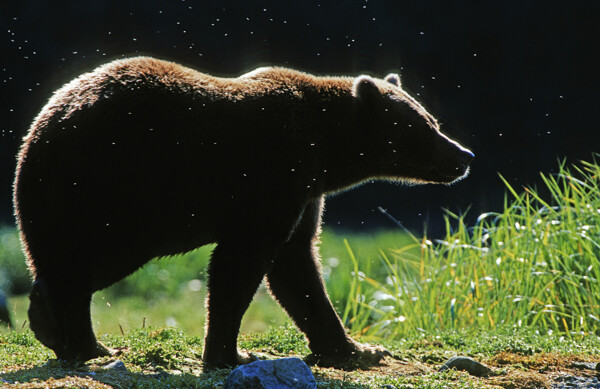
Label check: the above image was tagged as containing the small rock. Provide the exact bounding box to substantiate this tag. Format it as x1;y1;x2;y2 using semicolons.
225;357;317;389
103;360;128;371
150;370;171;379
553;374;600;389
570;362;597;371
439;356;491;377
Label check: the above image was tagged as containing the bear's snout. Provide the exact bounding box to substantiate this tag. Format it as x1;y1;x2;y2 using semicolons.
447;145;474;180
457;148;475;169
429;139;474;183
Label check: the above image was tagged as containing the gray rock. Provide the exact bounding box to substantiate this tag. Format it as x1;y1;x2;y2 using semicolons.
569;362;598;371
103;360;128;371
439;356;491;377
225;358;317;389
553;375;600;389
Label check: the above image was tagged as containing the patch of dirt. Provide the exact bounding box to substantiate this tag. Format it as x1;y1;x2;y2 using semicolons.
1;375;113;389
486;352;599;389
311;352;599;389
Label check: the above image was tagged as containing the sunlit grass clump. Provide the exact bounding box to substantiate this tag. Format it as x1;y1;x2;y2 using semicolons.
345;157;600;339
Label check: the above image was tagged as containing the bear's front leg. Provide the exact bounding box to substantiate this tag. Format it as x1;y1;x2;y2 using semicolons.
202;238;276;369
266;198;391;369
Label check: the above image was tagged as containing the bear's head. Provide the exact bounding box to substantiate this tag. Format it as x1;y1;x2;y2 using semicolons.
352;74;473;184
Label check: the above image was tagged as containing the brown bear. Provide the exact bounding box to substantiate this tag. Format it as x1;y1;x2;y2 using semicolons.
13;57;473;368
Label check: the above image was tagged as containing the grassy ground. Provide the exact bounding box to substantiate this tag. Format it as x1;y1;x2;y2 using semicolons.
1;324;600;388
7;287;288;338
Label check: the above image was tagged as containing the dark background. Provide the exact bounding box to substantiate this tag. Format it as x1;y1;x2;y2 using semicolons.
1;0;598;237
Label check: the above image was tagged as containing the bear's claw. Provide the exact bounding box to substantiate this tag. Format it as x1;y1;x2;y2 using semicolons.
305;343;392;370
203;351;260;370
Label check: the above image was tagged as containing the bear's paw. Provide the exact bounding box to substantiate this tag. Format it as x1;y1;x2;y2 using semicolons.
305;343;392;370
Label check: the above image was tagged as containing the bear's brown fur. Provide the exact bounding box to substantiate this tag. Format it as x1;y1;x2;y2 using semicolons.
14;57;473;368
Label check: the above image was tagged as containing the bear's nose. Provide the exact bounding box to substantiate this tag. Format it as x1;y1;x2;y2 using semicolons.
459;149;475;166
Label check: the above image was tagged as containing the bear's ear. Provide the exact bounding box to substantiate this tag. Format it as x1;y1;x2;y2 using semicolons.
384;73;401;87
353;75;381;101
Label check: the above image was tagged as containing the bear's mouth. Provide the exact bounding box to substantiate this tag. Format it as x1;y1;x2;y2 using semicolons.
426;164;470;183
424;148;474;183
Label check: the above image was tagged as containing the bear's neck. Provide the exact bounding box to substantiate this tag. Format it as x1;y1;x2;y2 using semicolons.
296;82;377;196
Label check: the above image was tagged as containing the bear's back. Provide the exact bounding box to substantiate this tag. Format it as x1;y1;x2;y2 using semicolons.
15;58;347;264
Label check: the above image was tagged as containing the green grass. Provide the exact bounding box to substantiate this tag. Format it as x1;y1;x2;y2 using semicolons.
7;287;288;339
342;157;600;339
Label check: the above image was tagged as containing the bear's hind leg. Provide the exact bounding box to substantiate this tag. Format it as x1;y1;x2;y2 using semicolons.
266;199;390;368
29;277;112;361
